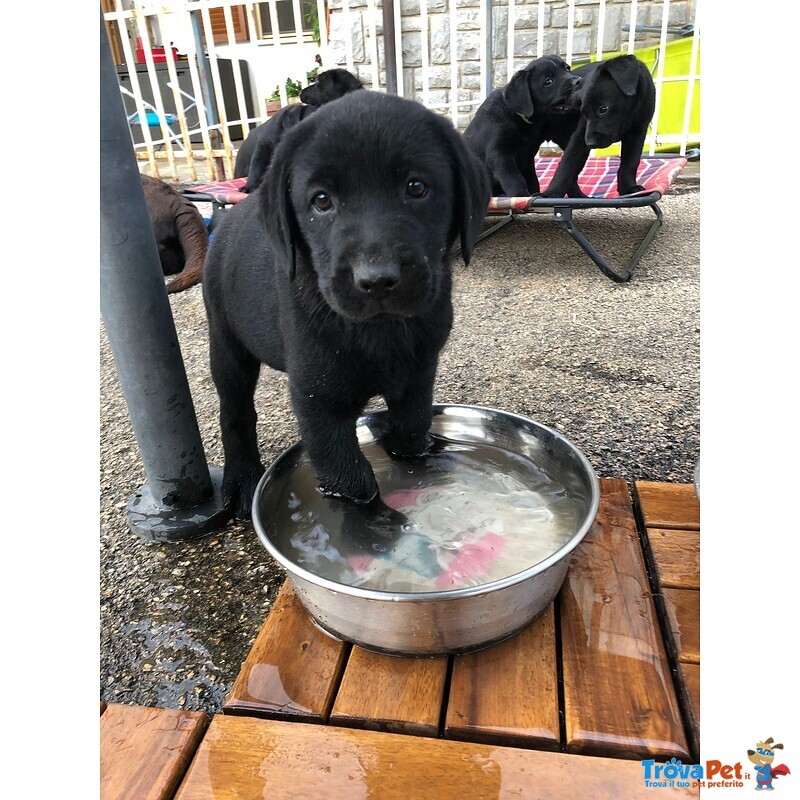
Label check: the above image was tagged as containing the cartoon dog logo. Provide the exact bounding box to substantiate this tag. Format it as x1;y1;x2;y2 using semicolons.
747;738;791;791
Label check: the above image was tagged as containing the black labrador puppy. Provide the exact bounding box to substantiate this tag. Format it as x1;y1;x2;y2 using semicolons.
234;69;364;194
299;67;364;106
141;174;208;294
541;54;656;198
462;55;582;196
234;104;318;194
203;91;490;520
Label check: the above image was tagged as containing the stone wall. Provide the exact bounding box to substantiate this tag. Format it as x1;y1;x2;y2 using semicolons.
326;0;693;129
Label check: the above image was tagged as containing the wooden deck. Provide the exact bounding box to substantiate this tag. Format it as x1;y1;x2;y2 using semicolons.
100;480;700;799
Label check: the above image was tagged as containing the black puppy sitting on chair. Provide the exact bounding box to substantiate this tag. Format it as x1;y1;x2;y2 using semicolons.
541;54;656;198
463;55;583;197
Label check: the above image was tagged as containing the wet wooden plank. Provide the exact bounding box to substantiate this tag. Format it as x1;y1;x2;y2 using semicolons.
223;581;349;722
175;715;698;799
681;663;700;729
330;647;448;737
559;478;690;761
444;604;560;750
662;588;700;664
100;703;209;800
677;662;700;762
647;528;700;589
636;481;700;530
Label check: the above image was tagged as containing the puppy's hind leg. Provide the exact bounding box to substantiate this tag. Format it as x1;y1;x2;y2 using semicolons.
209;319;265;520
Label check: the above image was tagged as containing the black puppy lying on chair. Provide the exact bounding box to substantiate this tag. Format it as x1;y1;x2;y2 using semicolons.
541;54;656;198
204;91;489;521
463;55;582;196
234;69;364;194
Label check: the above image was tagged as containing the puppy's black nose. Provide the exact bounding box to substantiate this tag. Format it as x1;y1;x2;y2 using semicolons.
353;263;400;296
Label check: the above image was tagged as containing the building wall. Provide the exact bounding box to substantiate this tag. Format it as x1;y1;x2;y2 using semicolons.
327;0;693;129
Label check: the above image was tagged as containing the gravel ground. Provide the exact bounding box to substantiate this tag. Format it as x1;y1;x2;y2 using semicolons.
100;172;699;714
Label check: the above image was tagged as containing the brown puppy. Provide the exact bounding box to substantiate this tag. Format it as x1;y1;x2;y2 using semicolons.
141;175;208;294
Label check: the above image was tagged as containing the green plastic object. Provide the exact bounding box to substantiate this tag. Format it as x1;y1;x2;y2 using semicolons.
579;36;700;155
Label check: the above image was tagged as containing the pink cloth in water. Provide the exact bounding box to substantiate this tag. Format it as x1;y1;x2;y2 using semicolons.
382;487;429;510
347;556;375;575
435;532;505;588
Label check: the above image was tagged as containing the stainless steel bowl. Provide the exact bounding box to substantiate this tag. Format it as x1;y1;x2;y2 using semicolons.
253;404;600;656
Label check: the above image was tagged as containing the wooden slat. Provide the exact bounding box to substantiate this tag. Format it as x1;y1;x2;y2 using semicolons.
647;527;700;589
444;604;560;749
101;700;107;716
662;588;700;664
223;581;349;722
330;647;448;736
636;481;700;530
559;478;690;760
676;661;700;762
680;662;700;732
175;715;698;799
100;703;209;800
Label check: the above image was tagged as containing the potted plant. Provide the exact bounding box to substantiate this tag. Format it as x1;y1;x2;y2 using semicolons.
266;76;303;114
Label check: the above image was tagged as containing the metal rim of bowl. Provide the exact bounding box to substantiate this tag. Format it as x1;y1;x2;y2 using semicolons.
252;403;600;603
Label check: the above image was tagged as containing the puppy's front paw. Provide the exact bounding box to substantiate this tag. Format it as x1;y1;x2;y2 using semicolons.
222;461;266;521
385;429;432;459
241;182;257;194
318;460;379;505
619;183;646;195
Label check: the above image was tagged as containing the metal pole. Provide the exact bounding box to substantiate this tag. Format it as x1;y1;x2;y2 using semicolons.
382;0;398;94
100;15;229;543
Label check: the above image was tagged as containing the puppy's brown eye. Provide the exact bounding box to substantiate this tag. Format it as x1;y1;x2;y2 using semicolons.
544;77;553;86
598;105;609;115
312;192;333;212
406;179;428;199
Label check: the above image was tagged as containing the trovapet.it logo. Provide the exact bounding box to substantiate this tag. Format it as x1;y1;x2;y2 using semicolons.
641;758;744;790
641;737;791;791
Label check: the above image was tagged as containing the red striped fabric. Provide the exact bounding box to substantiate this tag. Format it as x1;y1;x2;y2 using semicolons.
488;156;686;210
185;156;686;209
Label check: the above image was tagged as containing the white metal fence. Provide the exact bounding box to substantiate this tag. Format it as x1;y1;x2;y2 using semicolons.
103;0;700;182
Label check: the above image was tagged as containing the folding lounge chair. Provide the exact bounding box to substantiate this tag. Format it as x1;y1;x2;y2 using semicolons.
481;154;687;282
181;154;687;283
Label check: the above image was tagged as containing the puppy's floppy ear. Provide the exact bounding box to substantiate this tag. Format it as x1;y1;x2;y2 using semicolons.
605;55;641;97
503;68;535;118
444;125;490;266
261;125;311;281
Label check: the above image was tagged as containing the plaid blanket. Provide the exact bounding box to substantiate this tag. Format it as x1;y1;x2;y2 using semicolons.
183;156;686;209
488;156;687;211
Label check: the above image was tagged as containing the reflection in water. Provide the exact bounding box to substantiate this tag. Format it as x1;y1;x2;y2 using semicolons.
270;436;585;593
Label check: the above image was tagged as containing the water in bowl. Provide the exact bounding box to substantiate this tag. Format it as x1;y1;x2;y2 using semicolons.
270;435;585;593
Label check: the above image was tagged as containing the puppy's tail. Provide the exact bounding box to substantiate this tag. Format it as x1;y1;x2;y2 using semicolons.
166;203;209;294
166;261;203;294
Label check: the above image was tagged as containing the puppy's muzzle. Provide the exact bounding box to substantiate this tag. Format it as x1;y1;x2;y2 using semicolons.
353;261;401;299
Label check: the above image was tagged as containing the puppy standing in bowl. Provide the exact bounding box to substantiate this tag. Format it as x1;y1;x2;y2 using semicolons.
203;91;490;520
541;54;656;198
